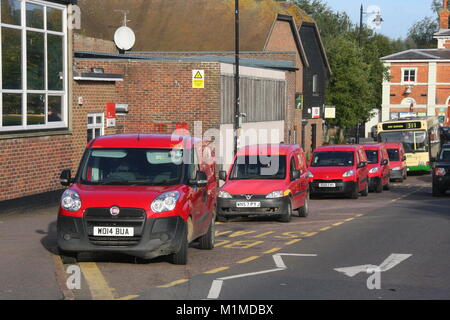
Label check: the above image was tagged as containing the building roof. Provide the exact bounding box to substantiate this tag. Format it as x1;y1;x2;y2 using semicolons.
77;0;313;53
299;21;332;76
381;49;450;61
74;51;298;71
434;29;450;36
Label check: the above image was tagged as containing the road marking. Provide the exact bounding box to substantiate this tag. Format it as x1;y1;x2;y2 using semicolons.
285;239;302;245
204;266;230;274
79;262;115;300
335;254;412;277
253;231;275;238
223;240;264;249
116;294;140;300
332;222;344;226
237;256;260;264
264;247;282;254
356;214;364;217
304;232;318;237
157;279;189;288
207;253;317;299
320;226;332;231
345;218;355;222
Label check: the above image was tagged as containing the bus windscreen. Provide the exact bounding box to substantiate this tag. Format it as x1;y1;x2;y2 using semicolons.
378;130;428;153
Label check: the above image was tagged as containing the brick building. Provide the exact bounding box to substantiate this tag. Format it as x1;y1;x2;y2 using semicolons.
380;0;450;126
1;0;324;204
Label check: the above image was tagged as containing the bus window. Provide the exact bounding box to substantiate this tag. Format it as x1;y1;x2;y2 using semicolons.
414;131;428;152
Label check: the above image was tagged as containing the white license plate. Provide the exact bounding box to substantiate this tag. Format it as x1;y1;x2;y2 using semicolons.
93;227;134;237
319;183;336;188
236;202;261;208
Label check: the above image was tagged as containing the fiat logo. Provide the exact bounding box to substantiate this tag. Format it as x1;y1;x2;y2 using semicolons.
110;206;120;216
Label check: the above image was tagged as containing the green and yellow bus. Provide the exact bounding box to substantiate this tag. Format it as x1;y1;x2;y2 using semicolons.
377;117;440;173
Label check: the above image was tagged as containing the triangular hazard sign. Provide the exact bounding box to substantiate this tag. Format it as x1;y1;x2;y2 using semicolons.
194;71;203;79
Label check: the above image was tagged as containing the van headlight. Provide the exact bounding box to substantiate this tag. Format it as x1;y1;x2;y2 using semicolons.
151;191;180;213
266;191;284;199
61;189;82;212
218;190;232;199
343;170;355;177
369;167;379;174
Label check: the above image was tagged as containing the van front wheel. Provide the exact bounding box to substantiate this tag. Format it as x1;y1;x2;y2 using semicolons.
168;230;188;265
279;200;293;223
198;215;215;250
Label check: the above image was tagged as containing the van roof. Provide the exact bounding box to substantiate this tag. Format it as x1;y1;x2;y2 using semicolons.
361;143;384;150
383;142;403;149
236;144;301;156
88;134;202;149
313;145;361;152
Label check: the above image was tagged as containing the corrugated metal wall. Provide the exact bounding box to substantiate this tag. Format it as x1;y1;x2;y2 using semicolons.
221;75;286;124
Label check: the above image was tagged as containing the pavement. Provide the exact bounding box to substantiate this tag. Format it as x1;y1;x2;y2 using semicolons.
0;174;449;300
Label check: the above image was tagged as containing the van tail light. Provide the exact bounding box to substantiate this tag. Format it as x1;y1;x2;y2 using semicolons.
434;168;446;176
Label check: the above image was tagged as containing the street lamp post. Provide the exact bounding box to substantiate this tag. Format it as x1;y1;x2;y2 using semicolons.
234;0;240;155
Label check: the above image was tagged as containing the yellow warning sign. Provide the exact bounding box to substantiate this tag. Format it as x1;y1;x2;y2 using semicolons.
192;70;204;88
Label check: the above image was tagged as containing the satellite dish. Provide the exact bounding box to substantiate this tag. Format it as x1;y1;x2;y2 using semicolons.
114;26;136;51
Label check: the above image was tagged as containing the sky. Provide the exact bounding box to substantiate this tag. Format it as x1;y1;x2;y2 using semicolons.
322;0;438;40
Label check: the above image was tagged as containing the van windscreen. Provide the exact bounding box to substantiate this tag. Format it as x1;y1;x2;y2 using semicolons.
311;151;354;167
387;149;400;161
365;150;379;164
80;148;185;185
229;155;286;180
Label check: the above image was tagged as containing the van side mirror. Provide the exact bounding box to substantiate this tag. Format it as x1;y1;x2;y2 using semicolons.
357;162;366;169
219;170;227;181
291;170;300;180
190;171;208;187
402;156;407;161
60;169;73;187
430;157;436;163
381;159;388;166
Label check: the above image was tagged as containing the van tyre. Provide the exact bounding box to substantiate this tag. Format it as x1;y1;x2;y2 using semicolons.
361;182;369;197
383;181;390;191
198;215;215;250
298;192;309;217
168;230;188;265
280;200;293;223
59;249;78;264
375;180;383;193
350;184;359;199
216;214;229;223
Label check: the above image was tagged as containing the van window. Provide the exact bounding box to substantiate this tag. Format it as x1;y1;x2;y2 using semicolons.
311;151;354;167
365;150;379;164
290;157;297;180
80;148;185;186
230;155;287;180
439;148;450;161
387;149;400;161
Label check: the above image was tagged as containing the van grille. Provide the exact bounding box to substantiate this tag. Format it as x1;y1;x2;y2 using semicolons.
84;208;146;247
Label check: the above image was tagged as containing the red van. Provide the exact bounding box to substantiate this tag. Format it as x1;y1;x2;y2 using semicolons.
385;142;407;182
362;144;390;193
217;144;310;223
57;134;216;265
308;145;369;199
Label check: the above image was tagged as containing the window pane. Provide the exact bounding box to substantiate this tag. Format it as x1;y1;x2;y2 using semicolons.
96;116;102;124
87;116;93;125
27;93;45;125
46;7;63;32
26;3;44;29
87;129;93;142
48;96;62;122
47;34;63;90
27;31;45;90
1;0;21;25
95;128;101;137
1;27;22;89
2;93;22;126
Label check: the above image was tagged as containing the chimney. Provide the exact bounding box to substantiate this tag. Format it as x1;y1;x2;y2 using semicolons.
439;0;449;30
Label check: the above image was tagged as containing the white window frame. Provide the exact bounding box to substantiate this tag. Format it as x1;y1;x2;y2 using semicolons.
87;113;104;142
401;68;418;84
0;0;68;133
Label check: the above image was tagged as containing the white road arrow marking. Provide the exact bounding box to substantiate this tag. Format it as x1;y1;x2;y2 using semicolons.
207;253;317;300
334;254;412;277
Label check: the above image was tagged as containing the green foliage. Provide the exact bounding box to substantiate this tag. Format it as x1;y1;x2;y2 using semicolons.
293;0;409;129
407;16;439;49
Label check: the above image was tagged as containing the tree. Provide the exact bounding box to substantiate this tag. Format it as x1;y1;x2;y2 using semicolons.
407;16;439;49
